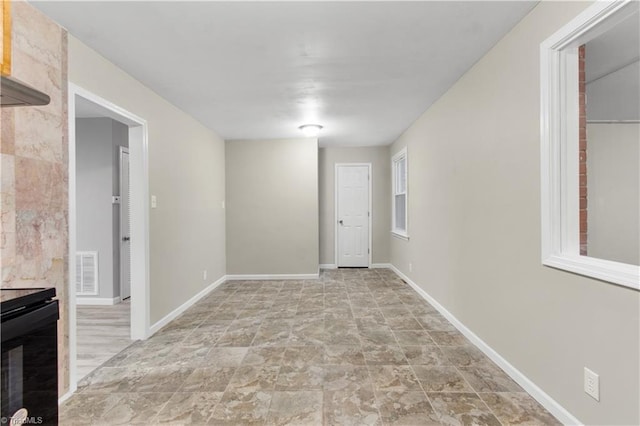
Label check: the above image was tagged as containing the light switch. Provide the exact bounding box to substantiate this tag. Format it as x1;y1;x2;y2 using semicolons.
151;195;157;209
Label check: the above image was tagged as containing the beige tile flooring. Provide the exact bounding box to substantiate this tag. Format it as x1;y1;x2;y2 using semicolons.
62;269;560;425
77;299;133;380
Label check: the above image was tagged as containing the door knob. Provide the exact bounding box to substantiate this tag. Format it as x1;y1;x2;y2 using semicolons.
338;220;343;225
123;236;131;241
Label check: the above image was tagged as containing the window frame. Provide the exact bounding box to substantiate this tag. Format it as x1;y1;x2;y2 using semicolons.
540;0;639;290
391;147;409;240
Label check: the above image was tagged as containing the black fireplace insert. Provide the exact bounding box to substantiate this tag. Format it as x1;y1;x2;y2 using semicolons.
1;288;59;425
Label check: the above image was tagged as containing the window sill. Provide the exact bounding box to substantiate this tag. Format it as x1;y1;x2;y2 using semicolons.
543;254;639;291
392;231;409;241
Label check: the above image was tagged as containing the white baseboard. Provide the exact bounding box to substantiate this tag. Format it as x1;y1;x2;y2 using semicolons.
76;296;121;306
319;264;337;269
225;273;319;280
320;264;391;269
58;388;75;405
389;264;581;426
149;275;227;336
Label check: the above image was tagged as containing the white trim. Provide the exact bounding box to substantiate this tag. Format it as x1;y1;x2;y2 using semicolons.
320;263;391;270
334;164;338;267
58;390;74;405
391;147;408;238
587;119;640;124
319;264;337;269
334;163;373;268
67;89;78;396
76;296;121;306
389;264;582;426
368;164;372;267
540;0;640;291
544;254;639;290
68;83;151;393
391;231;409;241
119;146;130;301
225;273;319;281
128;124;152;338
149;275;227;335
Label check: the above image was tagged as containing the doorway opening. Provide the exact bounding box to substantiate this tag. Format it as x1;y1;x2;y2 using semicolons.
68;84;150;390
335;163;372;268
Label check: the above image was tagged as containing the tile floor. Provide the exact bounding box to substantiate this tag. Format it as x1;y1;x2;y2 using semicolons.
61;268;561;425
77;299;133;380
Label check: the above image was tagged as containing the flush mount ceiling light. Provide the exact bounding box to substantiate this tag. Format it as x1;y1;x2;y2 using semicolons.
298;124;323;137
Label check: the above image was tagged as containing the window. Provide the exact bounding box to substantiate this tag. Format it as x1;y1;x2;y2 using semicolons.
392;147;408;239
540;1;639;290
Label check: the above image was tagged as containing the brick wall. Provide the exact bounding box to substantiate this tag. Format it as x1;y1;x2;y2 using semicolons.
579;45;588;255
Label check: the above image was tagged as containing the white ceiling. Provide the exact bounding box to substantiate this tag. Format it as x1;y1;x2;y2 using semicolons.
34;1;537;147
75;96;114;118
585;11;640;121
75;95;140;125
586;11;639;84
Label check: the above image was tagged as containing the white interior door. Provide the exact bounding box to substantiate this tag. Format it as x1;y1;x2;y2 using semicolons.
337;165;370;267
119;147;131;300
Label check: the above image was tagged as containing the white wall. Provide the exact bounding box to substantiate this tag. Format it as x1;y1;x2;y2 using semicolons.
586;123;639;265
69;36;226;324
388;2;639;425
586;61;640;121
76;118;114;298
226;138;319;275
318;146;390;265
76;118;128;299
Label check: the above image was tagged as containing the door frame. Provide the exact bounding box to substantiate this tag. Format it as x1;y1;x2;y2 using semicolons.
68;83;151;392
334;163;372;268
119;146;130;300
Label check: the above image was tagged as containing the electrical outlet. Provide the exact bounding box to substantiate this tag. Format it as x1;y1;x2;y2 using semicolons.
203;270;208;281
584;367;600;401
409;262;413;272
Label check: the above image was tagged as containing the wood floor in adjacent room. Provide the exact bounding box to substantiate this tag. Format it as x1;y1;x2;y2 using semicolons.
76;299;134;380
63;269;560;425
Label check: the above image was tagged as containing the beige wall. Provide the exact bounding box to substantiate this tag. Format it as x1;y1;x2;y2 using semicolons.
1;2;69;395
318;147;390;265
69;36;226;324
389;2;639;425
226;138;318;275
586;123;639;265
